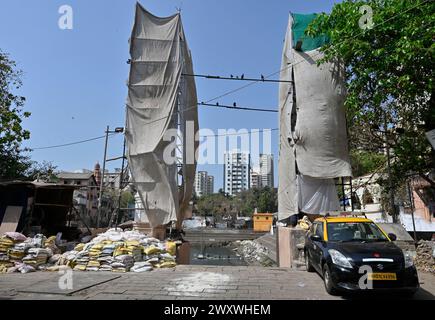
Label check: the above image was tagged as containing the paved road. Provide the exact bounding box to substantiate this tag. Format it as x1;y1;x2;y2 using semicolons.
0;265;434;300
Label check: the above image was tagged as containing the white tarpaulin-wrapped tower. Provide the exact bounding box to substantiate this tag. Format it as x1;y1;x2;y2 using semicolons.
126;4;198;228
278;13;352;220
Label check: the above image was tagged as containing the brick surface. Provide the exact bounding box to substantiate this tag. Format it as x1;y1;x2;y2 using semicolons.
0;265;433;300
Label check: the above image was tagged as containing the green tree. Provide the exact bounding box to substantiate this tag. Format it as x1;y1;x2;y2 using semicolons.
26;161;58;182
197;187;278;219
306;0;434;190
0;50;31;179
257;186;278;213
196;193;231;218
120;190;135;209
350;150;386;177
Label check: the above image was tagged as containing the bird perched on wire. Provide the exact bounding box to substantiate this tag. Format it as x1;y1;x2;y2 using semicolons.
261;74;265;81
230;74;234;78
233;102;237;107
241;74;245;80
216;102;219;106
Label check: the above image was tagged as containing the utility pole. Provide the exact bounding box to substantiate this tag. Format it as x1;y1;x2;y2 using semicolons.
407;177;418;246
384;115;398;223
115;135;127;229
97;125;110;228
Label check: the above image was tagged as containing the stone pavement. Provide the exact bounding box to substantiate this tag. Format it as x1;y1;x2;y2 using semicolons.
0;265;434;300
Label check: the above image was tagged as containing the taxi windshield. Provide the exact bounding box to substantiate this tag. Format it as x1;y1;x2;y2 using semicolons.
327;222;389;242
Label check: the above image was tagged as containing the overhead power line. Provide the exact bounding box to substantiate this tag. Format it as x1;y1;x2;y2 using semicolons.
199;102;278;113
182;73;293;83
31;133;117;150
29;0;429;151
29;101;276;150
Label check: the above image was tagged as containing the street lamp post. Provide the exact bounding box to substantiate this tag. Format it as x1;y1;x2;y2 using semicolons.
97;125;124;228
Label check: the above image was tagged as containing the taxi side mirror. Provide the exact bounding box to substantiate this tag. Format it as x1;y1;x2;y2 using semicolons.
388;233;397;241
310;234;322;242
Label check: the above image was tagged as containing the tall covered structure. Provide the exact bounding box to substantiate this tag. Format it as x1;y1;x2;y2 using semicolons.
278;13;352;220
126;4;198;229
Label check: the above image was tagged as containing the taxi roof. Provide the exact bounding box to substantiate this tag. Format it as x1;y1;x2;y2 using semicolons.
314;216;373;223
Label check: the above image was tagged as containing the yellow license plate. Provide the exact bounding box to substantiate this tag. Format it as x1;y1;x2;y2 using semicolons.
368;273;397;281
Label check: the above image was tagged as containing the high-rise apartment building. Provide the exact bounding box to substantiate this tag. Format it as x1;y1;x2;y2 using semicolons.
224;151;250;195
250;167;261;189
194;171;214;197
259;153;274;188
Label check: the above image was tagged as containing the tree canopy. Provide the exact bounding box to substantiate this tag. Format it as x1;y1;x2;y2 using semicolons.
0;50;31;179
195;187;278;220
306;0;434;190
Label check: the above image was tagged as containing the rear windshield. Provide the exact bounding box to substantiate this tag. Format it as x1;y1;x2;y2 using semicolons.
327;222;388;242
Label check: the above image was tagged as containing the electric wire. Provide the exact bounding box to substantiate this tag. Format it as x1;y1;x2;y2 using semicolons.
29;0;430;151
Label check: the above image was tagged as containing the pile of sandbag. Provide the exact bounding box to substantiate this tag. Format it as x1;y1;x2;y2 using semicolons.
414;240;435;274
0;232;61;273
56;228;177;272
0;229;177;273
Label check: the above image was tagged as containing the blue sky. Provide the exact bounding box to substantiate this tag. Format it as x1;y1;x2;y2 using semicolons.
0;0;339;190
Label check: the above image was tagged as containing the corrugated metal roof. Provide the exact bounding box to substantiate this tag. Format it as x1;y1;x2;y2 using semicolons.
0;180;76;190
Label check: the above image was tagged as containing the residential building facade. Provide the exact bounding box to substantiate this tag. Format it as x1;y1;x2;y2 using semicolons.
207;175;214;195
259;153;274;188
57;171;99;220
250;168;261;189
224;151;250;195
194;171;214;197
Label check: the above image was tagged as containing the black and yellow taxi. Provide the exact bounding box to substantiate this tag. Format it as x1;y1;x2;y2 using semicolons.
304;216;419;295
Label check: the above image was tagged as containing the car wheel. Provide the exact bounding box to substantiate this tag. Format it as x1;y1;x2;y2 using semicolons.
305;251;314;272
323;264;339;296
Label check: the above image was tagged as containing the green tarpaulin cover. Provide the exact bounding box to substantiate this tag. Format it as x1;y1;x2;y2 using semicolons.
291;13;329;52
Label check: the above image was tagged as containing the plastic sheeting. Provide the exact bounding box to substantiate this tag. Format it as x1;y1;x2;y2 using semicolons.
126;4;198;228
292;48;352;178
278;13;351;219
297;175;340;214
277;16;298;220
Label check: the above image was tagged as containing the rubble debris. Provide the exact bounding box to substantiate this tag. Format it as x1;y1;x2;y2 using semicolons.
0;228;178;273
414;240;435;275
233;240;276;267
